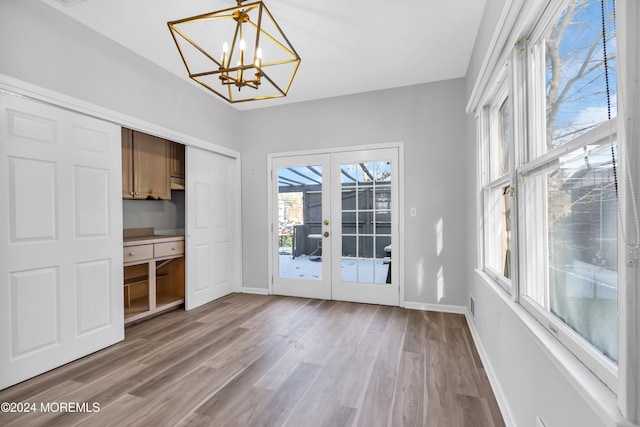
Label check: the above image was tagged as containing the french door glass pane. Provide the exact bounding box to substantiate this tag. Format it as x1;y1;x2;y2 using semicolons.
375;188;391;210
342;236;356;258
340;161;392;285
277;165;323;280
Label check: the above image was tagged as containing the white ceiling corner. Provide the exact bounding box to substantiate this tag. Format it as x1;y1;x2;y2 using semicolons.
53;0;87;6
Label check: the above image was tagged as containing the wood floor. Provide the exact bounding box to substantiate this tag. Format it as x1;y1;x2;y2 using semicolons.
0;294;505;427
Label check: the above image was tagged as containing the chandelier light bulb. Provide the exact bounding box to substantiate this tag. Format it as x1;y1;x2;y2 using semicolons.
221;42;229;68
239;39;246;51
255;47;263;67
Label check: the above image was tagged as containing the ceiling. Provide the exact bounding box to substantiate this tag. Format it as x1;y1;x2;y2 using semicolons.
39;0;486;110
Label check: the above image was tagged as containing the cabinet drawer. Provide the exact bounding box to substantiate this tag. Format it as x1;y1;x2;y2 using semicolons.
123;244;153;262
154;241;185;258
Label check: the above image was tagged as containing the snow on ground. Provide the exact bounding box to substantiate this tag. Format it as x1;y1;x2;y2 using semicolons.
278;255;390;284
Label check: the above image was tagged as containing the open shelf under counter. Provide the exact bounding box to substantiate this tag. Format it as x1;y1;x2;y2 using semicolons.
123;228;185;324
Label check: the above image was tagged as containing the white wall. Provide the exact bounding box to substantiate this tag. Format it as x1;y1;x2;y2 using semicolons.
0;0;239;149
123;191;185;235
464;1;626;426
240;80;471;307
465;0;510;100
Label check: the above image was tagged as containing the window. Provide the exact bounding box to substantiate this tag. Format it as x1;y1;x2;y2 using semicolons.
542;0;617;151
482;81;514;291
521;0;618;385
479;0;619;388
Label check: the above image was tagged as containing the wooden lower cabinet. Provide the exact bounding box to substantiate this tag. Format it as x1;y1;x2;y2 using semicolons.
123;236;185;324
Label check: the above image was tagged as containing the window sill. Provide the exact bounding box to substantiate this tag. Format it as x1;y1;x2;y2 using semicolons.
474;269;635;427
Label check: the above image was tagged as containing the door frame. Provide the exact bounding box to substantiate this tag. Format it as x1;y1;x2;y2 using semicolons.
267;142;405;307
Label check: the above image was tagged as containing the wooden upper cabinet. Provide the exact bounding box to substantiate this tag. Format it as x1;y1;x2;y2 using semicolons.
170;142;185;180
170;142;186;190
122;128;134;199
122;128;171;200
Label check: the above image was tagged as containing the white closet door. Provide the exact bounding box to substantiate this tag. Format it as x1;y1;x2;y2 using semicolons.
0;93;124;390
186;146;237;310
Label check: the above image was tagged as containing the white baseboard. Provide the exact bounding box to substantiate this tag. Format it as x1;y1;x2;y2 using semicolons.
242;287;269;295
465;310;516;427
403;301;466;314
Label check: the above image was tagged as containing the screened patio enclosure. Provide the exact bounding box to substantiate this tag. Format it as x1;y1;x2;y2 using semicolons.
277;163;392;284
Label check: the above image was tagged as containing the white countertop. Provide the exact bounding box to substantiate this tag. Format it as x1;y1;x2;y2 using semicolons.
123;234;184;246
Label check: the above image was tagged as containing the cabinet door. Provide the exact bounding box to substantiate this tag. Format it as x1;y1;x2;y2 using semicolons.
132;131;171;200
0;92;124;389
170;142;185;179
121;128;134;199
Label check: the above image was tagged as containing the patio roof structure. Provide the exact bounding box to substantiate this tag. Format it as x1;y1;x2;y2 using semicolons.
278;163;392;192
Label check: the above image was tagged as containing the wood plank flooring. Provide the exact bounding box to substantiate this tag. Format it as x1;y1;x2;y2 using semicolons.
0;294;505;427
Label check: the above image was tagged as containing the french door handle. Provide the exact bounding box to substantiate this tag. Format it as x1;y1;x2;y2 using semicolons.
324;219;329;225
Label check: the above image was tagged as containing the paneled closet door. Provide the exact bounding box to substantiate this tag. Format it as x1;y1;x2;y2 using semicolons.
0;93;124;389
185;146;237;310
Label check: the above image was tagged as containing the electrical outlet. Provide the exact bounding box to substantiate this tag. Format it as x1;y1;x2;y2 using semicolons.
410;207;416;217
470;296;475;316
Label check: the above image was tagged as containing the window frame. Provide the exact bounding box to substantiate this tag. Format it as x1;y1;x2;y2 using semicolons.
477;0;622;391
481;75;516;294
518;120;620;390
519;0;620;390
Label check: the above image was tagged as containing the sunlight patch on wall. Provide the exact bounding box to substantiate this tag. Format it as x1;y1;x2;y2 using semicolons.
437;265;445;302
436;217;443;256
417;258;425;294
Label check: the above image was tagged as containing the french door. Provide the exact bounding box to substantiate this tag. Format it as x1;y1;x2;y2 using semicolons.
271;147;399;306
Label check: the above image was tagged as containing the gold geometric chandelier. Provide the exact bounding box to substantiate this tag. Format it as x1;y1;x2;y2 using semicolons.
168;0;301;103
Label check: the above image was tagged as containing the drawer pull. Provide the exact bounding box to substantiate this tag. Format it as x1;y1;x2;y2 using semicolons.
171;247;176;251
129;251;135;256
